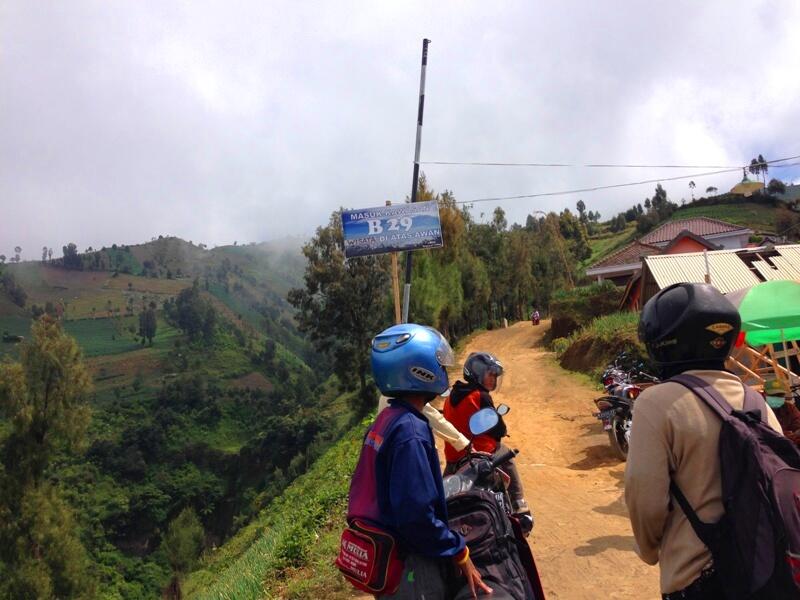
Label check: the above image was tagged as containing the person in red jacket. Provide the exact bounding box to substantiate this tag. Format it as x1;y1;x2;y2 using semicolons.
443;352;531;526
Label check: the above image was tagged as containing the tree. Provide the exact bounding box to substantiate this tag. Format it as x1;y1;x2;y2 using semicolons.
161;507;204;598
1;272;27;307
644;198;651;210
41;246;48;262
576;199;587;222
706;186;718;195
13;246;21;264
688;180;696;200
288;210;389;412
492;207;508;232
62;243;81;270
0;255;5;265
170;280;217;342
768;178;786;195
758;154;768;185
0;317;96;597
138;301;158;346
749;157;760;180
47;248;53;261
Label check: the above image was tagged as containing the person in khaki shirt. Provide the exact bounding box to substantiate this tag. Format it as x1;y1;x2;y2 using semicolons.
625;283;782;600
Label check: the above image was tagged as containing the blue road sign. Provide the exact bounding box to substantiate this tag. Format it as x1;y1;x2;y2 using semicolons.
342;201;443;258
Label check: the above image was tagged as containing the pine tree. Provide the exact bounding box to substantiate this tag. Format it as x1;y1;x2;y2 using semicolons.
0;317;96;597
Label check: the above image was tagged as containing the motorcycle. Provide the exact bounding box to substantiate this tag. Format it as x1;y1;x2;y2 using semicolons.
444;405;546;600
594;354;658;460
531;312;540;326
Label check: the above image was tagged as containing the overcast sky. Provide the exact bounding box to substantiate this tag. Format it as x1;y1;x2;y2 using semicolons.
2;1;799;259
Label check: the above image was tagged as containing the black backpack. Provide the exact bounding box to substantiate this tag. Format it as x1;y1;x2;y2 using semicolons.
670;374;800;599
447;488;533;600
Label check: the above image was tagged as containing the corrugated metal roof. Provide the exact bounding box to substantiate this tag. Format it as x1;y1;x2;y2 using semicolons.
771;256;800;280
778;245;800;266
644;250;760;293
643;244;800;294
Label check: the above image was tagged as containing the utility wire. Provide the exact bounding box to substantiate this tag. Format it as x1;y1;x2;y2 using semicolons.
423;156;800;169
452;156;800;205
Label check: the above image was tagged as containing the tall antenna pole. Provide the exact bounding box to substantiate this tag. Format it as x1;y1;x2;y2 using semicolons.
401;38;430;323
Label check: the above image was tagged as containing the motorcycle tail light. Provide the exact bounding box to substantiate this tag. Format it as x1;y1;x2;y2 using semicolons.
627;387;641;400
603;376;614;386
595;399;613;410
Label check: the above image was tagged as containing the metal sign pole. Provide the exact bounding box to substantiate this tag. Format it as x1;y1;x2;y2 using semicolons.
401;38;430;323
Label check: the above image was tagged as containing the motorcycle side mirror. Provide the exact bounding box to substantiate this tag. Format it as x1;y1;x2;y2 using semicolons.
469;408;499;436
496;404;510;416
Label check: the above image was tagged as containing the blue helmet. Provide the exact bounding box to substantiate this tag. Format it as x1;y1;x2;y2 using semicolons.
371;323;455;396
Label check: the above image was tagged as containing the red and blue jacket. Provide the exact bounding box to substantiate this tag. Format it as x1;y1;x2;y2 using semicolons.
347;399;465;559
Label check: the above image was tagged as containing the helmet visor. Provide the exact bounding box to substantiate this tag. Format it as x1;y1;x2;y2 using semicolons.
427;327;455;367
484;370;504;393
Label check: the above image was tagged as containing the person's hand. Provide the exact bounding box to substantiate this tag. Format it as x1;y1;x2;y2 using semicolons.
457;556;493;598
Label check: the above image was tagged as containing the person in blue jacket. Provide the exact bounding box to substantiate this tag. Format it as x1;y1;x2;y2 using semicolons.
348;323;492;599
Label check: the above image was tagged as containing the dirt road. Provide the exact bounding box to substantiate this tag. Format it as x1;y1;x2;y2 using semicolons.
447;321;660;599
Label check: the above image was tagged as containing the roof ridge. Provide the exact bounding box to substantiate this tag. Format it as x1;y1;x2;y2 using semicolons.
588;239;661;268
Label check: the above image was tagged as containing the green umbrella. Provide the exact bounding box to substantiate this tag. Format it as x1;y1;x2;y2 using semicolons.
726;280;800;345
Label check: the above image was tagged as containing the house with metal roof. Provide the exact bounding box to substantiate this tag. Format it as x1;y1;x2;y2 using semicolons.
626;244;800;308
586;217;750;284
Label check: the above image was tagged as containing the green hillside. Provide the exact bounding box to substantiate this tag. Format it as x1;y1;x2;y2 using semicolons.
669;201;777;233
183;400;364;600
0;237;361;599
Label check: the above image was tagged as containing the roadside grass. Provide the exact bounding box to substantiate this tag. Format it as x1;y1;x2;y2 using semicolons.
184;406;365;600
669;202;777;233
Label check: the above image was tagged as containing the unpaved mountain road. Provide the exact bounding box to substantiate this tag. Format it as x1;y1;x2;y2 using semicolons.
445;321;660;599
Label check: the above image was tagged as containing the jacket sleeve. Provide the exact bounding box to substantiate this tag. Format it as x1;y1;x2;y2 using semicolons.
625;405;670;566
422;403;470;451
386;438;465;558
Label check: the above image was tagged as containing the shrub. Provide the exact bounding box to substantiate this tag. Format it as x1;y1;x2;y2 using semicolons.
552;337;570;356
558;311;647;377
549;281;623;339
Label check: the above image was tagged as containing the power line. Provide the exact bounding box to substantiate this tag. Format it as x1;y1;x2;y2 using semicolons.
452;156;800;205
423;156;800;169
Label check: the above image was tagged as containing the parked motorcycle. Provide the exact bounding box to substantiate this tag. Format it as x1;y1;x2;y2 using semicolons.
594;354;659;460
444;405;546;600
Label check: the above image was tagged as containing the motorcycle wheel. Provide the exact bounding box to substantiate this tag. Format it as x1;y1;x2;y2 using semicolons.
607;414;630;461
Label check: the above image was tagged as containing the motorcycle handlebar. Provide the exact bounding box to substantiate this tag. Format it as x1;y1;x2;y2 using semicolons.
491;447;519;469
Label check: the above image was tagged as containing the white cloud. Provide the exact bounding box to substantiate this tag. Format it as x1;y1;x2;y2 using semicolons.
1;0;799;255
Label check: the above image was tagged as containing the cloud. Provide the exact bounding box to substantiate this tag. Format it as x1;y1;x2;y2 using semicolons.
1;0;799;258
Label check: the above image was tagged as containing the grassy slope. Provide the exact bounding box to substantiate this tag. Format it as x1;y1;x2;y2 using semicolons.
669;202;776;233
184;396;364;600
584;222;638;268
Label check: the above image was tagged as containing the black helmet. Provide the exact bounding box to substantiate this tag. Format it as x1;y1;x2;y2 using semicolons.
464;352;504;391
639;283;740;374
